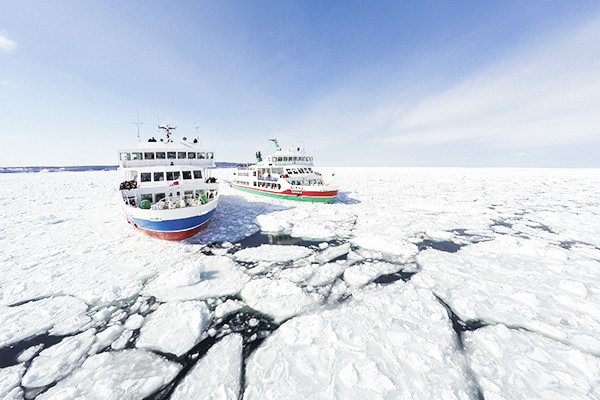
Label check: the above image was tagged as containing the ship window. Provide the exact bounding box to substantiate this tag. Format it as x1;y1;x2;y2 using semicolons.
166;171;180;181
178;152;186;159
182;171;192;180
283;157;288;161
184;190;193;199
141;194;152;202
198;152;205;159
156;152;166;159
120;152;131;161
144;152;155;160
193;170;202;179
154;172;164;181
206;152;214;159
167;152;176;159
188;152;196;159
132;152;142;160
156;193;166;202
140;173;151;182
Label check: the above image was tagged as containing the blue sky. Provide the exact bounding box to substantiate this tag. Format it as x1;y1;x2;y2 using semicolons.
1;1;599;167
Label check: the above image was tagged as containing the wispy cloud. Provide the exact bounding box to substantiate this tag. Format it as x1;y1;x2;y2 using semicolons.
373;14;600;149
0;33;17;53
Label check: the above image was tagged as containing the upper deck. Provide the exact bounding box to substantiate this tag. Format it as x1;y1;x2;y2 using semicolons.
118;141;215;169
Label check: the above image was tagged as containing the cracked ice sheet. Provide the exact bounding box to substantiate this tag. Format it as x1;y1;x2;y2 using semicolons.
143;255;249;302
244;282;475;400
413;234;600;355
136;300;211;357
241;278;322;323
464;325;600;399
171;334;243;400
0;296;88;348
255;207;356;240
21;329;96;389
233;244;313;264
36;349;181;400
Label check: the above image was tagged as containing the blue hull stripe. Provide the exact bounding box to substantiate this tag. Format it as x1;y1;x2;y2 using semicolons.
129;209;215;232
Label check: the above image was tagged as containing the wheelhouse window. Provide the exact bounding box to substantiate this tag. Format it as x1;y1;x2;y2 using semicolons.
182;171;192;180
166;171;180;181
132;152;143;160
144;152;155;160
156;152;166;159
193;170;202;179
120;152;131;161
177;152;186;159
188;152;196;159
206;152;214;159
198;152;205;159
167;152;176;159
140;173;151;182
154;172;164;181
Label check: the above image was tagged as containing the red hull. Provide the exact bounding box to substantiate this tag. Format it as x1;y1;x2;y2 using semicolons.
128;218;211;241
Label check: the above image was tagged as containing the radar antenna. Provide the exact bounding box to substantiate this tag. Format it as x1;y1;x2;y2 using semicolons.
130;112;145;142
194;125;201;145
158;123;177;142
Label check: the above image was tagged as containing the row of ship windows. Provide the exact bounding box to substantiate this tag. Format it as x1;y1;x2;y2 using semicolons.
120;151;214;161
271;156;312;162
139;190;202;203
232;180;281;190
140;170;202;182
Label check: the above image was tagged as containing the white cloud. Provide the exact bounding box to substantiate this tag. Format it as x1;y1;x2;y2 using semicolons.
0;33;17;53
376;14;600;149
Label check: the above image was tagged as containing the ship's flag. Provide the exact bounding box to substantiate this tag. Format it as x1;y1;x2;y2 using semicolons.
169;180;179;188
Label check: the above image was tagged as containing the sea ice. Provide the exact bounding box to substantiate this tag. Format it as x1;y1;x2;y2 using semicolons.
143;255;249;302
244;282;475;399
233;244;313;264
21;329;96;388
464;325;600;399
136;300;211;356
413;234;600;355
171;334;243;400
0;364;25;399
343;260;404;288
36;349;181;400
240;278;321;323
0;296;88;348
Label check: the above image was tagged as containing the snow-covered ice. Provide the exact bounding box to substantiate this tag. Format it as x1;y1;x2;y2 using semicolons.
36;349;181;400
1;167;600;399
244;282;475;399
171;334;243;400
136;300;212;357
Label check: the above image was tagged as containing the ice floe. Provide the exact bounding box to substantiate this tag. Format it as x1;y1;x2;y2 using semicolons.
413;234;600;355
0;296;88;348
136;300;211;356
241;278;321;323
21;329;96;388
464;324;600;399
143;255;249;302
36;349;181;400
171;334;243;400
244;282;476;399
0;363;25;399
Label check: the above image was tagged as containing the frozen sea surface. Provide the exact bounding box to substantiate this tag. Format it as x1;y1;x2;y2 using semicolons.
1;167;599;399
